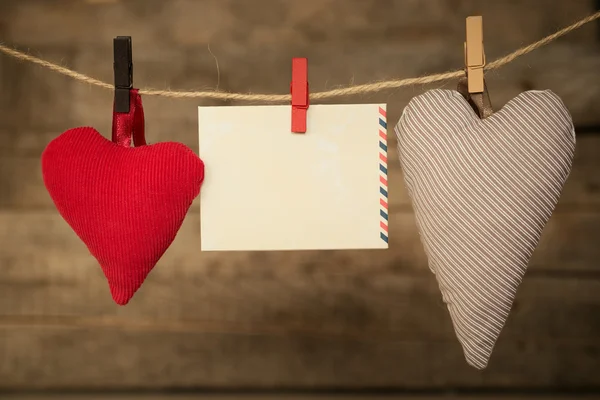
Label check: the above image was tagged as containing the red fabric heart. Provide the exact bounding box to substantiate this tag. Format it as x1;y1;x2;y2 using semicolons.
42;90;204;305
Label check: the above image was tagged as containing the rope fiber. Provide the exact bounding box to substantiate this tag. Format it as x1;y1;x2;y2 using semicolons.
0;11;598;103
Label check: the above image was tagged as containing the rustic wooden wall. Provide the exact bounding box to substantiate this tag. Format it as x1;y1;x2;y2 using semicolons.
0;0;599;393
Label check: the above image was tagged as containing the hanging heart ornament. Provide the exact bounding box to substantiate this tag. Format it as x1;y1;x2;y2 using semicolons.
395;89;575;368
42;90;204;305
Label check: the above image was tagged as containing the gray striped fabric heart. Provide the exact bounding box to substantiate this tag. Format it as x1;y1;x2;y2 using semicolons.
395;89;575;369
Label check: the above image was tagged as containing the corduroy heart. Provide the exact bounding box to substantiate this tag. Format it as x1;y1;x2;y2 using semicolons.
42;91;204;305
395;89;575;369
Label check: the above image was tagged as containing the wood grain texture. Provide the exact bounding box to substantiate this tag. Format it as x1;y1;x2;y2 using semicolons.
0;209;599;312
2;0;596;48
4;396;600;400
0;46;77;133
1;307;600;388
0;1;599;136
1;0;599;391
1;136;600;211
0;206;599;387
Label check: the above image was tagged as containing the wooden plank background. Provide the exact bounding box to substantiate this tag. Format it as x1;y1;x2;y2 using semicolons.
6;396;600;400
5;396;600;400
0;0;599;393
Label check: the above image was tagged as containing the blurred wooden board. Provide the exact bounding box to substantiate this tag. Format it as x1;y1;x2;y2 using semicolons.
0;139;599;390
0;210;599;312
1;136;600;211
3;395;600;400
3;0;596;48
0;207;599;388
1;322;600;388
1;0;599;391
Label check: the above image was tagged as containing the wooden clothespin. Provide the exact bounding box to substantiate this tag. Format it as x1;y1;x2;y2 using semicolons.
113;36;133;113
464;16;485;94
291;57;309;133
459;16;493;119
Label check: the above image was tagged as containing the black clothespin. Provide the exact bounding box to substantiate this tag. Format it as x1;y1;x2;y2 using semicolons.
113;36;133;113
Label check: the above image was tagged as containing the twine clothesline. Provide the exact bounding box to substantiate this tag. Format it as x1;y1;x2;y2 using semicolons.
0;11;599;103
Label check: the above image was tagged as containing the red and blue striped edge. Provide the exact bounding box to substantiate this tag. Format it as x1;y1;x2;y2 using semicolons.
378;106;388;244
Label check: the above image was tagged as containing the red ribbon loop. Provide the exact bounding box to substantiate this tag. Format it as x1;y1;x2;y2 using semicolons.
111;89;147;147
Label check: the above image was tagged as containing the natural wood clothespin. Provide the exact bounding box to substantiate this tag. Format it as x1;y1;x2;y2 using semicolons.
459;15;493;119
464;16;485;94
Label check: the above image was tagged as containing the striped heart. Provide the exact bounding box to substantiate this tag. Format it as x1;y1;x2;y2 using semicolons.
395;89;575;369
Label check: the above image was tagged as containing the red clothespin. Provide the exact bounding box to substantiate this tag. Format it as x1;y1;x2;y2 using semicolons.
290;57;309;133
